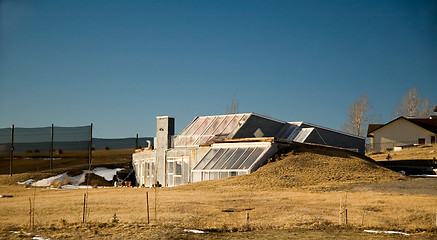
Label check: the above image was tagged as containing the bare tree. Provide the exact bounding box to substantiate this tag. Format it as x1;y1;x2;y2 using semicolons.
226;96;239;114
342;94;370;136
393;87;434;118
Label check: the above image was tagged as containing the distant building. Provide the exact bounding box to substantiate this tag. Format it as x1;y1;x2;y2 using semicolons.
133;113;365;187
367;116;437;152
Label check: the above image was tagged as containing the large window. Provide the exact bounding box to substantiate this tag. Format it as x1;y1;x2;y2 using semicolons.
167;156;189;187
192;143;274;182
173;114;250;147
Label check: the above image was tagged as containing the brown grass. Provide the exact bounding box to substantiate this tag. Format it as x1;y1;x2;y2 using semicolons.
368;144;437;161
1;144;436;239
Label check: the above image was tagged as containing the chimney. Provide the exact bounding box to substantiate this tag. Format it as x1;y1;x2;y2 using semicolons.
155;116;174;186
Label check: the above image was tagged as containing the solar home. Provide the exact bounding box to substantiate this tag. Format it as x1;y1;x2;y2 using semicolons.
132;113;365;187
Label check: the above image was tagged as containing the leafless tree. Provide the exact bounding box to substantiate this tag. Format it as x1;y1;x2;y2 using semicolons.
226;96;239;114
393;87;434;118
341;93;370;136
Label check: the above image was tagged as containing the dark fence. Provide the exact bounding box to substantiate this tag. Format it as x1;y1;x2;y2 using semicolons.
0;125;91;154
93;137;153;150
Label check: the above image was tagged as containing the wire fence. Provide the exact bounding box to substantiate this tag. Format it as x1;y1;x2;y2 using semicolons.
0;125;91;154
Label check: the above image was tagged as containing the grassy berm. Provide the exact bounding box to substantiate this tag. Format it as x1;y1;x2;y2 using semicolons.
1;144;437;239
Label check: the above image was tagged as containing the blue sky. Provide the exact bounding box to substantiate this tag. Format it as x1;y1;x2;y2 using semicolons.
1;0;436;138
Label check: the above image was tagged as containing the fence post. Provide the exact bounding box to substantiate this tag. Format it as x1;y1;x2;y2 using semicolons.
146;192;149;224
83;193;87;223
10;124;14;176
339;196;342;225
29;197;31;229
50;124;54;169
88;124;93;165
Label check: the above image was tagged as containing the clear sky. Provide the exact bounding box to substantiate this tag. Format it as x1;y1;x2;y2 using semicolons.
1;0;436;138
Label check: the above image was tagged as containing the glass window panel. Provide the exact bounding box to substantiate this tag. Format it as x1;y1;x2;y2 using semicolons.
203;172;209;181
212;148;238;169
174;120;197;146
178;117;206;146
183;161;189;183
231;148;255;169
238;171;246;176
193;148;225;170
240;148;266;169
211;172;219;180
230;172;237;177
222;148;245;169
191;117;215;145
218;115;245;139
175;176;181;186
175;161;182;175
204;149;233;170
168;174;174;187
210;115;235;141
192;172;201;182
197;116;224;144
150;161;155;178
219;172;228;179
167;161;174;173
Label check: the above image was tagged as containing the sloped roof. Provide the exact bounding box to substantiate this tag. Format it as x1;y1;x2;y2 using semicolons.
173;113;251;147
367;124;384;137
173;113;289;147
367;117;437;136
408;118;437;134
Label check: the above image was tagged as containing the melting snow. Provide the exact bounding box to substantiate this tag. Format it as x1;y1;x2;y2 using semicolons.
19;168;124;188
184;229;208;234
17;179;35;185
364;230;410;235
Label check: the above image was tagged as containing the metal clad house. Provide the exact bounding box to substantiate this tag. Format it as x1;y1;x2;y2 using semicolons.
133;113;365;187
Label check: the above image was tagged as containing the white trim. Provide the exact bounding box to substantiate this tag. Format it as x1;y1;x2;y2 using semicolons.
210;141;272;149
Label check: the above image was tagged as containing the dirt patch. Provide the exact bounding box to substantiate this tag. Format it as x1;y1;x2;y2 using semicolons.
81;173;113;187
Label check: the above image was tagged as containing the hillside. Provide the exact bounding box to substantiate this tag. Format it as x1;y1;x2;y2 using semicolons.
368;144;437;161
179;142;407;191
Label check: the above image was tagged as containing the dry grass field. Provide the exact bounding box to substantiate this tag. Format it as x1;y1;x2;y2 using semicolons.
1;144;437;239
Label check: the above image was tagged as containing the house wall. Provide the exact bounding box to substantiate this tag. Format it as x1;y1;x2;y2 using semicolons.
371;118;436;152
166;146;210;187
300;123;366;154
132;150;156;187
232;114;286;139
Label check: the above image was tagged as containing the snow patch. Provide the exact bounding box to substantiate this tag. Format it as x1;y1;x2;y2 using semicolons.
364;230;410;235
17;179;35;185
184;229;208;234
32;173;69;187
60;185;92;190
23;168;124;188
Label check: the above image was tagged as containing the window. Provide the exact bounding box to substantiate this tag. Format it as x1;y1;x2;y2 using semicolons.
418;138;425;145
